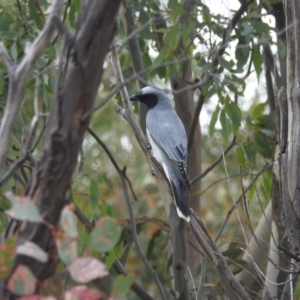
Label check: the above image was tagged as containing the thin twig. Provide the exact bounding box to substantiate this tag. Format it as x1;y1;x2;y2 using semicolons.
119;172;167;300
87;127;138;202
111;37;167;300
190;136;236;186
0;0;64;171
214;164;272;243
188;93;205;152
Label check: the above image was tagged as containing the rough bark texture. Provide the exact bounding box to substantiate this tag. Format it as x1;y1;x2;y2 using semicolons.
280;0;300;257
1;1;121;298
277;3;300;300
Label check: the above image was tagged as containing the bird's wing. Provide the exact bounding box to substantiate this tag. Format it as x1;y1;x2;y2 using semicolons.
148;114;190;191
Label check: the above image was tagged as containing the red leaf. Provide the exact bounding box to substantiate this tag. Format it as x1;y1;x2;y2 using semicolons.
65;285;101;300
68;257;108;283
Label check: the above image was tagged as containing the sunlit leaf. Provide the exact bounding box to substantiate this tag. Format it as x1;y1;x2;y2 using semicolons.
68;257;108;283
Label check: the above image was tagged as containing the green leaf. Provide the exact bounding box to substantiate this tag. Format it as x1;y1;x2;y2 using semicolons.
252;102;267;119
235;42;250;70
240;22;253;36
236;145;247;169
202;7;211;23
112;275;134;297
57;238;78;266
220;109;229;141
0;237;15;280
252;45;263;80
146;230;161;259
89;179;99;210
5;193;42;223
225;100;242;134
209;106;220;137
90;217;121;253
105;249;116;270
218;57;234;70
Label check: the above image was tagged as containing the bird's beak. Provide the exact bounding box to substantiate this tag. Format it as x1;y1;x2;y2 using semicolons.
129;94;138;101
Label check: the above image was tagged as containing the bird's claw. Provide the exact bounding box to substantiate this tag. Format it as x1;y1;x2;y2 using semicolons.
146;142;152;150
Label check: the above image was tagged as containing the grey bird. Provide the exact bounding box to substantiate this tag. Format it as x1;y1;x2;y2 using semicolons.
130;86;190;222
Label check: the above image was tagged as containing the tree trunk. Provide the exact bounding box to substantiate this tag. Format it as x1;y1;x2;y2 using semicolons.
1;1;121;298
277;1;300;298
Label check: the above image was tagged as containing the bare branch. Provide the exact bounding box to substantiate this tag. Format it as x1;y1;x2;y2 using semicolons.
188;92;205;152
119;170;167;300
0;0;64;170
111;37;167;300
190;209;251;300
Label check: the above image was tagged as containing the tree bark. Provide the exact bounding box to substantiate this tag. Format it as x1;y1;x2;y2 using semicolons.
171;75;202;278
1;1;121;298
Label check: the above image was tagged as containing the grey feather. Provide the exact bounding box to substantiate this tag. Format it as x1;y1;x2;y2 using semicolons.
130;86;190;221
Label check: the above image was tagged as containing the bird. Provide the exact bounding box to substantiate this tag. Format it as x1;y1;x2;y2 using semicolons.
130;86;190;222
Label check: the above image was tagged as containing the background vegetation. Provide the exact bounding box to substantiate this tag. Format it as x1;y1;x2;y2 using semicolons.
0;0;297;299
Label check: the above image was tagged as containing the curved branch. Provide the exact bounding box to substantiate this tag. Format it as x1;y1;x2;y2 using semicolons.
87;127;138;202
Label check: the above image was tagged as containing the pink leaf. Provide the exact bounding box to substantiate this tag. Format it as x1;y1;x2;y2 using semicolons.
65;285;101;300
7;265;36;295
68;257;108;283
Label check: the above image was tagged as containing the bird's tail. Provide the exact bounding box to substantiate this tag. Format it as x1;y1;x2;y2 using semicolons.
170;180;190;222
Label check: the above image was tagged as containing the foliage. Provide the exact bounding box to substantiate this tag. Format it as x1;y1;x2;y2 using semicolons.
0;0;286;299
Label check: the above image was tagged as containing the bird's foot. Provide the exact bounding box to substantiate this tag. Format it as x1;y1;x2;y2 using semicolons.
146;142;152;150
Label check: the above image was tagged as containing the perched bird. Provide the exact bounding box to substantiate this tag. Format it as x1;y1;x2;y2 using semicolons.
130;86;190;221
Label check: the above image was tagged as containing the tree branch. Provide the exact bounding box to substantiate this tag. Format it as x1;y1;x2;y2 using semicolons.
111;37;167;300
189;209;251;300
0;0;64;171
187;92;205;152
123;0;148;133
1;1;121;297
87;127;138;202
